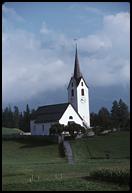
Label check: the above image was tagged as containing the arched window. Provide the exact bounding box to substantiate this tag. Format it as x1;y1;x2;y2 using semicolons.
81;89;84;96
81;82;83;86
69;116;73;119
72;82;73;87
71;89;74;96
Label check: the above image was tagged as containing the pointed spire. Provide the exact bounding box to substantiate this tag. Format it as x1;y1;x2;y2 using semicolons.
74;43;82;80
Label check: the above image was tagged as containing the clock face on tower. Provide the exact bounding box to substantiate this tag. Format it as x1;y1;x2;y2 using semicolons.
80;98;86;103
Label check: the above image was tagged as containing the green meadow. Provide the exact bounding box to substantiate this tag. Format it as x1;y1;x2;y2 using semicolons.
2;128;130;191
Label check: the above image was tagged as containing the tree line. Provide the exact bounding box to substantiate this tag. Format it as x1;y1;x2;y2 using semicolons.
2;98;130;132
2;104;34;132
90;99;130;132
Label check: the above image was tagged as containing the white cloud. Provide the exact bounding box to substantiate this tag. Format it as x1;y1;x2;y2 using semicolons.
40;22;52;34
78;35;112;53
2;27;71;103
2;4;25;22
78;12;130;87
2;7;130;105
103;12;130;31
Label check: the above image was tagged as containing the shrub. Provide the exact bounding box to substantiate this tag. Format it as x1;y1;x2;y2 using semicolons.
65;123;86;138
49;123;65;135
90;168;130;185
92;126;104;135
50;122;86;138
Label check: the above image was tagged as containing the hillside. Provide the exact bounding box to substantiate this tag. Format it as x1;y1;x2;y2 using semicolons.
2;130;130;191
2;127;23;136
70;131;130;162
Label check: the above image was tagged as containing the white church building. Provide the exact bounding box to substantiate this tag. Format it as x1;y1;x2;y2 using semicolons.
30;45;90;136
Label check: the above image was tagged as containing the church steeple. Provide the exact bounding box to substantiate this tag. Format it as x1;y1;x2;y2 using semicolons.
68;43;90;127
74;44;82;80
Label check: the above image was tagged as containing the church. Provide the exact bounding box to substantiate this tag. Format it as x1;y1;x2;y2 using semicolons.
30;45;90;136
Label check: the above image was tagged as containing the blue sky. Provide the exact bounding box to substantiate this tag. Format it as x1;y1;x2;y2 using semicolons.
2;2;130;112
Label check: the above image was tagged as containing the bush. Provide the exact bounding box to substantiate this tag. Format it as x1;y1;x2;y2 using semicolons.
90;168;130;185
92;126;104;135
50;123;65;135
65;123;86;138
50;122;86;138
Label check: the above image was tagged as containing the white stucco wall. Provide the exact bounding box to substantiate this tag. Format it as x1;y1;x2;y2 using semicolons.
67;77;90;127
59;104;83;126
30;102;86;136
30;121;56;136
77;78;90;127
30;120;35;135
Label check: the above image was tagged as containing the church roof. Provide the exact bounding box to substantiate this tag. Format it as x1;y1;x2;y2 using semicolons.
67;75;89;89
31;102;83;123
74;44;82;81
32;103;69;123
67;44;89;88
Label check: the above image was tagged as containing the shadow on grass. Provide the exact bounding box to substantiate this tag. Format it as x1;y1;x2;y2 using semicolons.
81;176;130;186
10;136;58;148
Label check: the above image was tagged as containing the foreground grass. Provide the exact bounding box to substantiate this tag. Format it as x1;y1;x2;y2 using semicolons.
3;159;129;191
2;130;130;191
3;178;129;191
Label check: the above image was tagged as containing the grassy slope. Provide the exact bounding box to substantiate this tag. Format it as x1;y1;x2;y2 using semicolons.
2;130;130;191
71;131;130;162
2;137;67;165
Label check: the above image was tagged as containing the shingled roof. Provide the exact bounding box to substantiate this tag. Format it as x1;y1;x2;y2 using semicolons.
74;44;82;81
68;44;88;88
31;103;69;123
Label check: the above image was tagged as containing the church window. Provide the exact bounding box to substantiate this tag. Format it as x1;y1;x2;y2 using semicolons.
72;82;73;87
71;89;74;96
69;116;73;119
81;82;83;86
81;89;84;96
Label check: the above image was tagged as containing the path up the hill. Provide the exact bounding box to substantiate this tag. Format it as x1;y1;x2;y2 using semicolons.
63;140;74;165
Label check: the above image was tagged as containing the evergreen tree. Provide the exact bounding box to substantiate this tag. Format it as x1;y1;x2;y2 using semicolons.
118;99;129;129
26;104;30;132
90;112;99;127
111;99;129;130
111;100;119;128
22;104;30;132
19;112;24;130
125;112;130;131
13;106;19;128
98;107;111;129
2;108;5;127
2;104;33;131
6;105;14;128
2;107;8;127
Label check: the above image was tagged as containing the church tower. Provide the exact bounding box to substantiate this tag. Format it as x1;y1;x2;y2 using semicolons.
67;44;90;127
